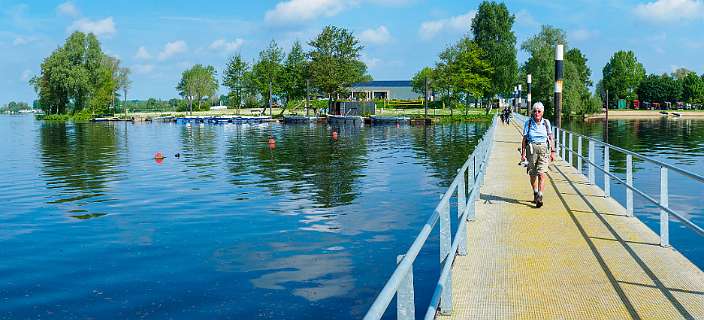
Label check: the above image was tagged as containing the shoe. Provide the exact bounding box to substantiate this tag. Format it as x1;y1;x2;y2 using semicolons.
536;193;543;208
532;191;538;203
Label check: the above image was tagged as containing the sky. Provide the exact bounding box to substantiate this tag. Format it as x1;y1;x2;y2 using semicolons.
1;0;703;104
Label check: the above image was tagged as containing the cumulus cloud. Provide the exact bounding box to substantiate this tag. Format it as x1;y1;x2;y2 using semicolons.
133;64;155;74
57;2;79;17
67;17;116;37
135;46;152;60
158;41;188;61
209;38;245;53
418;11;475;40
359;26;391;45
360;53;381;68
634;0;704;22
13;36;32;46
265;0;352;26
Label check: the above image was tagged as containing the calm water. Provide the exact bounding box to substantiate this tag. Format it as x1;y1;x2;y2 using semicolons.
564;117;704;267
0;116;488;319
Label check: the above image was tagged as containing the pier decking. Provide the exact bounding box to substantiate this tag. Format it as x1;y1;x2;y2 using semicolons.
438;121;704;319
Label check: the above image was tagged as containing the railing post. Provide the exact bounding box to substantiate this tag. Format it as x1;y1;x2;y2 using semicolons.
569;132;573;166
396;255;415;320
457;168;467;256
660;166;669;247
555;128;560;156
439;199;452;314
588;140;595;184
561;130;567;160
626;154;633;217
604;146;610;197
577;136;583;173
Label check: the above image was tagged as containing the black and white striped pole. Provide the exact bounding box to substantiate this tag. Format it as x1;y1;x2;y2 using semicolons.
527;74;532;115
517;84;522;114
555;44;564;128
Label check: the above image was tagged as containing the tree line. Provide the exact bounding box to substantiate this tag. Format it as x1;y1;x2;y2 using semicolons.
599;52;704;107
177;25;370;115
30;31;131;116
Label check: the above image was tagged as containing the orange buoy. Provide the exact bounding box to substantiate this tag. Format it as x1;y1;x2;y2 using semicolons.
154;152;165;159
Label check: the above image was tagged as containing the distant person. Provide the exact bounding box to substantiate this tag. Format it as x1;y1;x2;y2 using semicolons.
520;102;555;207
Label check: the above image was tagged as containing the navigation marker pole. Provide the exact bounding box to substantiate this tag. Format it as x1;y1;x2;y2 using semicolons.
527;74;532;115
518;84;522;114
555;44;564;128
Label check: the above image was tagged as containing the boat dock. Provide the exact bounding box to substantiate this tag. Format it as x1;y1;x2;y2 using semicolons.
364;116;704;320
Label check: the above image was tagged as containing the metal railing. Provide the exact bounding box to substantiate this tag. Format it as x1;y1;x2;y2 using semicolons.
514;113;704;247
363;117;498;320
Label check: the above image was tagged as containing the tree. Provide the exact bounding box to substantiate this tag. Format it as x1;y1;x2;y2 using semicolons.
682;72;704;104
117;67;131;113
252;40;285;114
411;67;436;97
177;64;218;114
672;67;694;81
281;41;308;109
308;25;369;110
602;50;646;105
471;1;518;98
223;53;249;111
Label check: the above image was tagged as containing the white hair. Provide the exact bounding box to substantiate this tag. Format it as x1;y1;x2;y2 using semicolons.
532;102;545;113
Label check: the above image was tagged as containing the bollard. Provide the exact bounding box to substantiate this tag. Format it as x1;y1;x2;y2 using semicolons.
577;136;583;173
626;154;633;217
396;255;415;320
604;146;610;197
588;141;595;184
660;167;669;247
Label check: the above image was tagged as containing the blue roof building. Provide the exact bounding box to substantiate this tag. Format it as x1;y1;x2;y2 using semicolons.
350;80;418;101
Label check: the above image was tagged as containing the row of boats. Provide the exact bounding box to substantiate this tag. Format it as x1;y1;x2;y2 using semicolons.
169;115;413;125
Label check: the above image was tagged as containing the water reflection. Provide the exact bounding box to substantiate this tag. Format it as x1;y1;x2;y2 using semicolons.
39;122;124;214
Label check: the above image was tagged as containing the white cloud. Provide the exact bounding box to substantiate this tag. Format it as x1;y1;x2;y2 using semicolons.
158;41;188;61
20;70;32;81
634;0;704;22
265;0;352;26
57;2;79;17
360;53;381;68
135;46;152;60
359;26;391;45
67;17;116;37
133;64;155;74
570;28;598;42
418;11;475;40
13;36;32;46
209;38;245;53
515;10;539;29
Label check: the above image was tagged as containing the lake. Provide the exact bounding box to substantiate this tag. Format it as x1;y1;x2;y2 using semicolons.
0;115;489;319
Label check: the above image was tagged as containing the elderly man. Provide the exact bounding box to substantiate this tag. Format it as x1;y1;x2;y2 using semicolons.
520;102;555;208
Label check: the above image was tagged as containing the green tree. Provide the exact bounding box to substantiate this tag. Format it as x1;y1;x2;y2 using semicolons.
682;72;704;104
281;41;308;109
117;67;131;113
177;64;218;114
449;38;493;108
602;50;646;105
308;25;369;110
223;53;249;111
252;40;285;113
411;67;436;97
671;67;694;81
471;1;518;98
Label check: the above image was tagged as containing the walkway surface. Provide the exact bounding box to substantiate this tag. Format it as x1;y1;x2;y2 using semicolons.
438;121;704;319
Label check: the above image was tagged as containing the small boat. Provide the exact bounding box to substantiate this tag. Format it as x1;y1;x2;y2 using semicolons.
283;115;320;124
660;111;669;116
90;117;133;122
672;112;682;117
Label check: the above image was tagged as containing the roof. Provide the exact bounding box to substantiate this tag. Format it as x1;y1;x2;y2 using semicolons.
352;80;412;88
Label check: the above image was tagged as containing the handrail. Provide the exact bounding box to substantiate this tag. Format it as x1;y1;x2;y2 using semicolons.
514;113;704;246
364;117;498;320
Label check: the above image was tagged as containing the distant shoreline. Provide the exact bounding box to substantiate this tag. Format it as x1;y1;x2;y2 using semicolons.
585;110;704;119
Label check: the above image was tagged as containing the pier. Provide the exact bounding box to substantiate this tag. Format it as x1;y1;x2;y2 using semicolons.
365;115;704;319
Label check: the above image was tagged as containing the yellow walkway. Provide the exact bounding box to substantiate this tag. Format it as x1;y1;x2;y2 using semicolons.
439;121;704;319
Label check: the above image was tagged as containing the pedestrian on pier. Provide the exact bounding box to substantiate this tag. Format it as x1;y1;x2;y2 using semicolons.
520;102;555;207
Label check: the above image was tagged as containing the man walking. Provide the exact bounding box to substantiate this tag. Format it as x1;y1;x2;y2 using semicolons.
520;102;555;208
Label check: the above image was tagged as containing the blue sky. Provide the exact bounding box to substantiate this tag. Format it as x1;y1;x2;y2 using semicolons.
1;0;703;103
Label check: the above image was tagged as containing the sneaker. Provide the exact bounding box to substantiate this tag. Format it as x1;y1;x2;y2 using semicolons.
536;193;543;208
532;191;538;203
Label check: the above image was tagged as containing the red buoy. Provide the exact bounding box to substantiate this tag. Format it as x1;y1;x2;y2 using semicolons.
154;152;165;159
